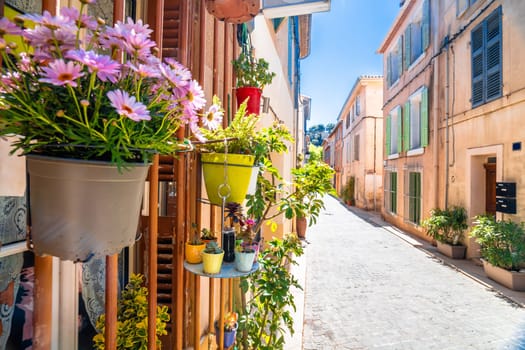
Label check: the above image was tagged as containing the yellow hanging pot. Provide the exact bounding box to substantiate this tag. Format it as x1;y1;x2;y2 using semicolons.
201;153;256;206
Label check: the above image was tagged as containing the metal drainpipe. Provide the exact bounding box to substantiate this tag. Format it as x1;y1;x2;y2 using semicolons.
433;52;440;210
445;39;450;209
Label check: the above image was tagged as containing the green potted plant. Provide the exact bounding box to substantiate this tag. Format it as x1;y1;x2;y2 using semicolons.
199;99;280;206
421;206;468;259
200;228;218;244
341;176;355;206
470;215;525;291
201;241;225;274
232;51;276;115
93;274;170;350
235;218;259;272
185;224;206;264
0;3;218;261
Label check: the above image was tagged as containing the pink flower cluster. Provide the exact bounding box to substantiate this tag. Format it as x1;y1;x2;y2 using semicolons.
0;2;222;163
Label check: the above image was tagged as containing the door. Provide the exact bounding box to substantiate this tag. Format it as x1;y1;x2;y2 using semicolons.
484;162;496;215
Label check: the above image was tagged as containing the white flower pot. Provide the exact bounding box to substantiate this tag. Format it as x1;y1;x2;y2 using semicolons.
234;250;256;272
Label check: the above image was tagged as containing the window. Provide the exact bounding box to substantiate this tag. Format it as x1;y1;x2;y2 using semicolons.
387;37;403;87
405;171;422;224
471;7;502;107
353;134;360;161
355;96;361;116
346;141;351;162
385;106;402;155
384;171;397;214
404;0;430;69
457;0;478;16
403;86;428;151
346;112;351;129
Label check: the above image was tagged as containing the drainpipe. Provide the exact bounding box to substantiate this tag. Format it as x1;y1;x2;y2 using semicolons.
444;35;450;209
432;48;440;209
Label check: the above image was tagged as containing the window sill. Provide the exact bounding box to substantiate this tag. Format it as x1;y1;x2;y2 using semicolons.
387;153;400;160
407;52;426;72
407;148;424;157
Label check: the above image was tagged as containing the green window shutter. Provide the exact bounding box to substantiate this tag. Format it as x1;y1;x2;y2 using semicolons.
387;53;392;87
397;36;403;76
422;0;430;50
421;86;429;147
403;102;410;151
397;107;403;153
404;25;411;70
386;114;391;155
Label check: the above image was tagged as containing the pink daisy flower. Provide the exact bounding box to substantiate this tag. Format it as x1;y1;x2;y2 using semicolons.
0;17;22;36
126;63;160;79
122;30;156;59
39;59;84;87
107;89;151;122
60;7;98;30
186;80;206;110
67;50;121;83
202;103;223;131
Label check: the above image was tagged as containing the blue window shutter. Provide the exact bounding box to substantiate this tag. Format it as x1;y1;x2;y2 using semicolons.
386;114;391;155
404;25;411;70
422;0;430;50
403;102;410;151
486;7;502;102
387;53;392;87
421;86;429;147
397;36;403;76
397;108;403;153
471;23;484;106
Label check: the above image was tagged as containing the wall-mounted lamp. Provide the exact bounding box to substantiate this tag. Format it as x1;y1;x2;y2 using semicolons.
262;96;270;113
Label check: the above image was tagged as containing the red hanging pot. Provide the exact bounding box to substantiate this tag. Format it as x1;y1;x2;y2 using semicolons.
205;0;260;24
236;87;262;115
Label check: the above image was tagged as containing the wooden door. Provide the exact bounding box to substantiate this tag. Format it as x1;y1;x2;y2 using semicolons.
484;163;496;215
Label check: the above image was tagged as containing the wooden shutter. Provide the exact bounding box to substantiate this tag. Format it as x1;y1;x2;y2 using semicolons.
422;0;430;50
403;102;410;152
385;114;391;156
485;7;502;102
397;36;403;77
397;107;403;153
471;22;484;106
163;0;182;59
391;172;397;214
421;86;429;147
404;25;411;70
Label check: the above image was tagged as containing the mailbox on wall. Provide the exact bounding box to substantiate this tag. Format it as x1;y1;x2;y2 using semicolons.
496;182;516;197
495;182;517;214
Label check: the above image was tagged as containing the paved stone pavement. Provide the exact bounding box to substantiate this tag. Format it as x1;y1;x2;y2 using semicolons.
298;196;525;350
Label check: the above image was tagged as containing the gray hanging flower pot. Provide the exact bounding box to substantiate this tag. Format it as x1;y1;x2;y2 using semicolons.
27;155;149;262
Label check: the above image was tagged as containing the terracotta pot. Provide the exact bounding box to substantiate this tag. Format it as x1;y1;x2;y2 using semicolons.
436;241;467;259
236;87;262;115
296;217;307;239
205;0;260;24
185;242;206;264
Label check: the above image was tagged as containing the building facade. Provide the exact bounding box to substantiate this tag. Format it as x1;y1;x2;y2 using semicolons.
339;76;384;210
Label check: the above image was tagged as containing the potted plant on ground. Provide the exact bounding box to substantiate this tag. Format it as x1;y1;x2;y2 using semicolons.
93;274;170;349
201;241;225;274
0;3;218;261
232;51;276;115
422;206;468;259
185;224;206;264
341;176;355;206
470;215;525;291
215;311;238;349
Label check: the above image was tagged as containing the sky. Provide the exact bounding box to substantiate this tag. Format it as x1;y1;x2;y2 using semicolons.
301;0;401;128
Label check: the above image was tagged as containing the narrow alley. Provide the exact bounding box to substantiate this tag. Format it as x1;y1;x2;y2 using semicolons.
299;196;525;350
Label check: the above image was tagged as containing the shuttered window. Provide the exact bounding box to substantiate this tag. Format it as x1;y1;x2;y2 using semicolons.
386;106;402;155
471;6;502;107
384;171;397;214
405;171;422;225
404;0;430;70
404;86;429;151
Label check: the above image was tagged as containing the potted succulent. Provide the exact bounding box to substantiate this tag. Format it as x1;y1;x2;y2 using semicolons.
185;224;206;264
0;3;218;261
201;241;225;274
93;274;170;349
421;206;468;259
470;215;525;291
200;228;218;244
214;311;238;349
235;218;259;272
232;51;276;115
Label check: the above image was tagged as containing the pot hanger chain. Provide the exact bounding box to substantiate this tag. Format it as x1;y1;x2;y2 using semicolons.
218;138;231;234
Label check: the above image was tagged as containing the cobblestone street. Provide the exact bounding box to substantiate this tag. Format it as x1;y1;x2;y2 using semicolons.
299;196;525;350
